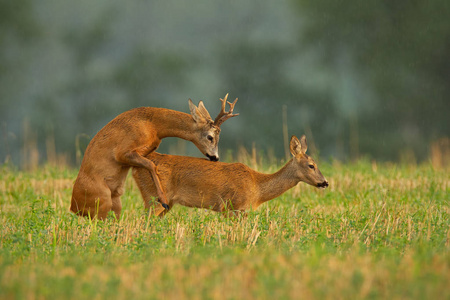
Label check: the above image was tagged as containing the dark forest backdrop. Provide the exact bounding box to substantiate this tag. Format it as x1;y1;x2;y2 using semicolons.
1;0;449;168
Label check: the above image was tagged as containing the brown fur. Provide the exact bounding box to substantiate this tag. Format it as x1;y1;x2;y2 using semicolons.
132;135;328;217
71;98;237;220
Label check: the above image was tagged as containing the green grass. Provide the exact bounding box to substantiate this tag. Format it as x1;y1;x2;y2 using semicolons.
0;161;449;299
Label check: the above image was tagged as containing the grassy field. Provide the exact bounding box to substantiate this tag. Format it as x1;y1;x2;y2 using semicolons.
0;160;449;299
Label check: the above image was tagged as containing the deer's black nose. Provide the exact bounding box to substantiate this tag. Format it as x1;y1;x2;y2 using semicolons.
317;180;329;188
206;154;219;161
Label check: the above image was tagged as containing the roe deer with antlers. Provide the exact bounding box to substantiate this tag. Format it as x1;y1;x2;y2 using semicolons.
70;94;238;219
132;135;328;217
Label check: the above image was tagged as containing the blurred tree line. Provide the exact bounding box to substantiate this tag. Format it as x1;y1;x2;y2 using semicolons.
1;0;449;168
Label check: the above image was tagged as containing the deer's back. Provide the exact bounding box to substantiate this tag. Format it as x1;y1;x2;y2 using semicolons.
80;108;161;171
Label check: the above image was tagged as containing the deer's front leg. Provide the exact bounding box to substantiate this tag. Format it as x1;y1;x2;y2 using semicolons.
116;150;170;210
145;199;167;217
221;209;247;219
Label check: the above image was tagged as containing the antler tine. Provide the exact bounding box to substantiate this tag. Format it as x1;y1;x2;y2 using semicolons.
214;93;228;124
214;93;239;127
227;97;238;114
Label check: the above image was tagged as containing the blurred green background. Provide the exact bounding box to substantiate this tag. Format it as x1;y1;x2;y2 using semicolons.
1;0;449;168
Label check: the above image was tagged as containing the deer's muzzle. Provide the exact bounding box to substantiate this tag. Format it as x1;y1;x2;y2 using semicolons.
317;180;329;188
206;154;219;161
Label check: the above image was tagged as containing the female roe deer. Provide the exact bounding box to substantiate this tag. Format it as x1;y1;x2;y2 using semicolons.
70;95;238;219
132;135;328;216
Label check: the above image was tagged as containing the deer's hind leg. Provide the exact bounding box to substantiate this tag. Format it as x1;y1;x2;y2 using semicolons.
71;182;112;220
111;189;123;220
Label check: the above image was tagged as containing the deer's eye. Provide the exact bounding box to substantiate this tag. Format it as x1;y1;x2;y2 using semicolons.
207;135;214;142
308;164;315;170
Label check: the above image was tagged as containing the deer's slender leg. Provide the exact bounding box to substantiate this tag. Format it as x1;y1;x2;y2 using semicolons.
117;150;170;209
145;160;170;210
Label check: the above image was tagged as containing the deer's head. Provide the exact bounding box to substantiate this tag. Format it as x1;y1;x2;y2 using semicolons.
290;135;329;188
188;94;238;161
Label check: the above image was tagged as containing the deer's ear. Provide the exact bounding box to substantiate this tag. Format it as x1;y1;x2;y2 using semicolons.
197;101;212;121
299;135;308;154
189;99;206;124
290;136;301;156
290;135;308;156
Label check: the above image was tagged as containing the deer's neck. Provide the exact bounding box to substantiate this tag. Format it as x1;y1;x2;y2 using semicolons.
153;108;197;142
256;159;300;205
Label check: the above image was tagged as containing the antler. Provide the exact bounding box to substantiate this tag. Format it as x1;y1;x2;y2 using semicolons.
214;93;239;127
